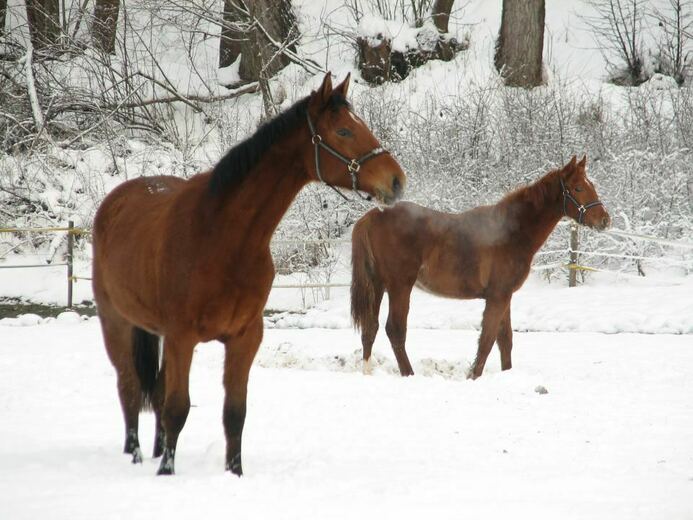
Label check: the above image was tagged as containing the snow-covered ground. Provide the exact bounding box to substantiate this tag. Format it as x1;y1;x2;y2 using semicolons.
1;275;692;519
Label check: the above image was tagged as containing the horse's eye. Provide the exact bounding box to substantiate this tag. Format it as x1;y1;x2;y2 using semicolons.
336;128;352;138
575;186;584;192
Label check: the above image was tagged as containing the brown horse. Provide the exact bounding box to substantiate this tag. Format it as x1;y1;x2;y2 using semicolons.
92;73;405;476
351;156;609;379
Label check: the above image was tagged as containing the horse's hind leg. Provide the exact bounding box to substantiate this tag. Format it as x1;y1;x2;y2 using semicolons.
385;285;415;376
97;303;143;463
223;316;263;476
151;354;166;458
496;307;513;371
361;285;384;375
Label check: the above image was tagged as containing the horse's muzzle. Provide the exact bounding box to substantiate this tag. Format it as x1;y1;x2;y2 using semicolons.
378;174;405;205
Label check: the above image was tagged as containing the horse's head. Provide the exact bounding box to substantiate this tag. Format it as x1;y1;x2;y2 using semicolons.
559;155;610;230
305;73;406;205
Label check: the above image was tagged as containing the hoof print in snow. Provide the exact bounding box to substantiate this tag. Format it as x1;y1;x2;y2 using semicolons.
534;385;548;395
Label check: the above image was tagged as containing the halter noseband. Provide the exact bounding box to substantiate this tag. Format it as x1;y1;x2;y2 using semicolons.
560;177;603;225
306;112;387;202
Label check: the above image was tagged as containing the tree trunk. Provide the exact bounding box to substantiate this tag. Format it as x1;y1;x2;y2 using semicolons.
1;0;7;38
219;0;244;68
234;0;297;82
93;0;120;54
26;0;61;50
494;0;545;88
357;35;391;84
432;0;455;34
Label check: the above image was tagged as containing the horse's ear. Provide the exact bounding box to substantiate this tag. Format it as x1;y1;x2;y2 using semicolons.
578;155;587;169
334;72;351;98
311;72;333;108
562;155;577;175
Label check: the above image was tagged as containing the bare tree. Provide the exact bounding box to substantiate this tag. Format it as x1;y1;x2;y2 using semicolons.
582;0;646;85
652;0;693;84
494;0;545;88
93;0;120;54
26;0;61;50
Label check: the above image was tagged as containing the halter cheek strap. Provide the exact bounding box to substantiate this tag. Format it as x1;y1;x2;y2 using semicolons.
307;112;387;202
560;177;603;225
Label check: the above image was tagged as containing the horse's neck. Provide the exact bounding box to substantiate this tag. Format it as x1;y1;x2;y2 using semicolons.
510;176;563;256
207;149;309;250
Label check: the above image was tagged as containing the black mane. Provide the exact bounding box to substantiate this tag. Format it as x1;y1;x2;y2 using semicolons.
209;94;351;194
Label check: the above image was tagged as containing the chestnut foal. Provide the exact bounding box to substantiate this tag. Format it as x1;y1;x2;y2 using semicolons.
351;156;609;378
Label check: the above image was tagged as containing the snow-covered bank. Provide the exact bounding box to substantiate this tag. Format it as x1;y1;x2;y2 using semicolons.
0;319;691;520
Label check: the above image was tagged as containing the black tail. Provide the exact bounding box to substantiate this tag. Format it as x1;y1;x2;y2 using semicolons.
132;327;161;410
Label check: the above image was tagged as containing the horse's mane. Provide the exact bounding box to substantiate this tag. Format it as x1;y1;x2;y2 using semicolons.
498;168;560;211
209;93;350;194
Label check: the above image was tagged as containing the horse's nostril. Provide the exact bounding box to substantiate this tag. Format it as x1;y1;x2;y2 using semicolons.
392;176;402;196
602;216;610;229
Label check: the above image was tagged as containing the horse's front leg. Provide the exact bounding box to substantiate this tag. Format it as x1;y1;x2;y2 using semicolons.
223;316;263;476
469;296;510;379
496;306;513;371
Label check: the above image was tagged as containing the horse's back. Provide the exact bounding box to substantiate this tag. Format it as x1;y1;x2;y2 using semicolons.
360;201;499;298
94;176;187;234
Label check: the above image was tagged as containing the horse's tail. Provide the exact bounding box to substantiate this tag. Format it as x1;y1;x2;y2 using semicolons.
351;216;380;333
132;327;160;411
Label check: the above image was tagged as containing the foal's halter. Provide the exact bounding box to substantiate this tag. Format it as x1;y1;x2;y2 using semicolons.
306;112;387;202
560;177;603;225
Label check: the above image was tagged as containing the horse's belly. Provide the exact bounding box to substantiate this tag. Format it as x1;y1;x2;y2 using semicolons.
415;265;482;299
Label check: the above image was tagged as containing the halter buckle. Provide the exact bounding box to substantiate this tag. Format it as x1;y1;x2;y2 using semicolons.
348;159;361;173
312;134;322;145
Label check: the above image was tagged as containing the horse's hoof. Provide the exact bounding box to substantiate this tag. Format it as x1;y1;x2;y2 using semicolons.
225;454;243;477
157;448;175;475
131;447;143;464
124;429;139;454
362;358;373;375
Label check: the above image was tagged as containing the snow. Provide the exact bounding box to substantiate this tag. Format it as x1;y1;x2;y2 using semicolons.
1;317;692;519
642;73;680;90
266;274;693;335
1;0;692;517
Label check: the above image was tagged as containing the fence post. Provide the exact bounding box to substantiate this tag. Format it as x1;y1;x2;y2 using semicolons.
67;220;74;308
568;222;578;287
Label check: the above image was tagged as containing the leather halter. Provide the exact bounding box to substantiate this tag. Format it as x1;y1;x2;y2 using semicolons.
306;112;387;202
560;177;603;225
